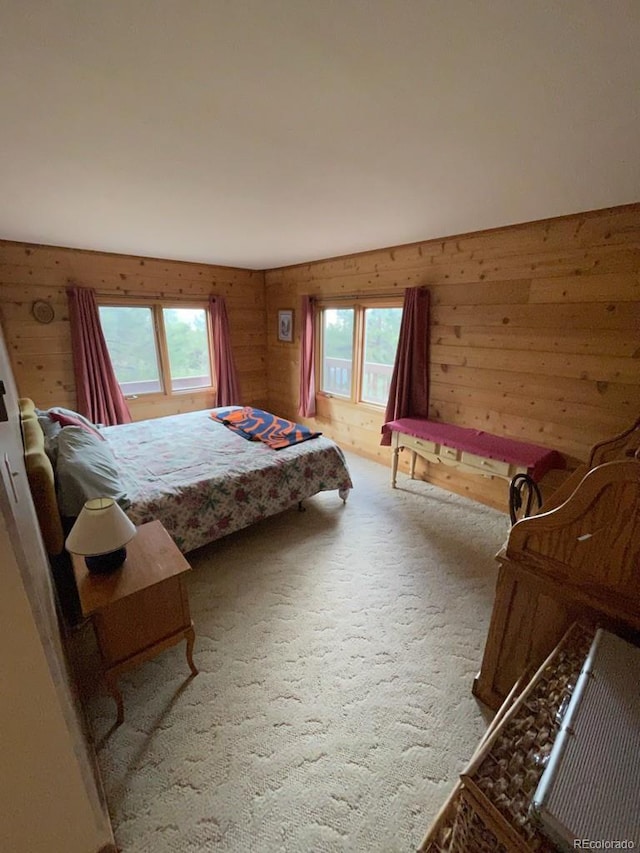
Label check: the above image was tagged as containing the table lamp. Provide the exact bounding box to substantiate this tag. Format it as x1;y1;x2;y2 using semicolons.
65;497;137;574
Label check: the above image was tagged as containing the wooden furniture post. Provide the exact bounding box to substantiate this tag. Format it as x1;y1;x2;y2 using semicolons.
473;428;640;711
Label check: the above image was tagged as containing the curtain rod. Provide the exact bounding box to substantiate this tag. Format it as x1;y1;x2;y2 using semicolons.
312;290;405;302
95;289;214;303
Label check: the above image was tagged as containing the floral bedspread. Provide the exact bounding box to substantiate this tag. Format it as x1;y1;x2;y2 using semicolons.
101;409;353;553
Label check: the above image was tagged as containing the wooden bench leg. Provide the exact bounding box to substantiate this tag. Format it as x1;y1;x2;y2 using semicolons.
410;450;417;479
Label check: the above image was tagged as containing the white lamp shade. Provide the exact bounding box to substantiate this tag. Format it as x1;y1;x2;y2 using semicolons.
65;497;137;556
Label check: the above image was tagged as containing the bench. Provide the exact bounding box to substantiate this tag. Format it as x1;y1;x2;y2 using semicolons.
382;418;565;487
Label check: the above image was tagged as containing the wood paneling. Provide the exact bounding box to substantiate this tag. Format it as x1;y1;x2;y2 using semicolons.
2;205;638;513
0;241;267;419
264;204;640;511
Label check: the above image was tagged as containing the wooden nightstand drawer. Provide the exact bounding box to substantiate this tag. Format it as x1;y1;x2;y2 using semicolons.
95;575;188;664
461;451;511;477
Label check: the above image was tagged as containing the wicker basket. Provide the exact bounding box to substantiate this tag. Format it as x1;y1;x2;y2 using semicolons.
419;622;595;852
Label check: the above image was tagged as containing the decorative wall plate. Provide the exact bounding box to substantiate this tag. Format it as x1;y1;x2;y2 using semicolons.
32;300;55;324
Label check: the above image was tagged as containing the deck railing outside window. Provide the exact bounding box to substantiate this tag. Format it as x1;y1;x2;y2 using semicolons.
322;357;393;405
361;361;394;405
120;374;211;395
322;356;352;396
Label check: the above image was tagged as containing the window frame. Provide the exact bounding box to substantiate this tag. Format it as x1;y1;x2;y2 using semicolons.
97;298;215;400
317;297;402;410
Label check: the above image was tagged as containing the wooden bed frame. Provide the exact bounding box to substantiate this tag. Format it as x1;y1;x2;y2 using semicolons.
473;416;640;710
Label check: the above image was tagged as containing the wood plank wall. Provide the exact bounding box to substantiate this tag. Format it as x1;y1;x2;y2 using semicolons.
0;241;267;420
264;204;640;511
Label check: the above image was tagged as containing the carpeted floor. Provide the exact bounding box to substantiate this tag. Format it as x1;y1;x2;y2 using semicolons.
82;452;509;852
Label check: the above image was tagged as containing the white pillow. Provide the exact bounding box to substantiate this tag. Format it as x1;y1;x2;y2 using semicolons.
35;407;62;440
56;427;130;518
47;406;99;431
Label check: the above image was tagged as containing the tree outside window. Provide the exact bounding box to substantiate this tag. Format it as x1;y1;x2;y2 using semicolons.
99;303;213;396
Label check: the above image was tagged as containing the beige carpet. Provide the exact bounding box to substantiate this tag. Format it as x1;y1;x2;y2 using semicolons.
83;452;508;852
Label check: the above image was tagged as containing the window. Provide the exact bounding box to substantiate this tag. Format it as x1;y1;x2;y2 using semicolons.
163;308;212;391
321;308;354;397
98;303;213;397
319;301;402;407
361;307;402;404
99;306;162;394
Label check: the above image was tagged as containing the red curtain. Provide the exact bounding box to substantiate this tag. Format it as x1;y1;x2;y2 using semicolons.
298;295;316;418
67;286;132;425
209;295;241;407
380;287;430;445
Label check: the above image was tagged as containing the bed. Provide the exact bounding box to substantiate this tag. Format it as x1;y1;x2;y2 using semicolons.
21;400;353;556
101;408;352;552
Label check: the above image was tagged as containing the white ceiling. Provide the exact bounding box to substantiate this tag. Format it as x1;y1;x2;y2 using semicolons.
1;1;639;270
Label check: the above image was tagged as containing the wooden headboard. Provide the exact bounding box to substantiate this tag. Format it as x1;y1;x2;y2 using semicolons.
19;398;65;555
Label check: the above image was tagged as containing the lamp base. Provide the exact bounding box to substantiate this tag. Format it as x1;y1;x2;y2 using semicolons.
85;547;127;575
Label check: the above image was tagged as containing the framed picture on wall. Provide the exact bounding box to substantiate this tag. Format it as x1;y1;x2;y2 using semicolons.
278;309;293;342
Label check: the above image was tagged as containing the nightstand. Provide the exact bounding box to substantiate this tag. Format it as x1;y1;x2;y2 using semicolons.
71;519;198;725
